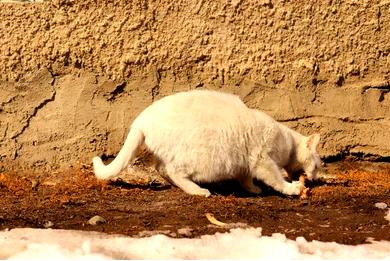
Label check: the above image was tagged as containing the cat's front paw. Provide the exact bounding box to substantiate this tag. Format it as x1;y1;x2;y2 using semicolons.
290;180;305;195
292;180;305;189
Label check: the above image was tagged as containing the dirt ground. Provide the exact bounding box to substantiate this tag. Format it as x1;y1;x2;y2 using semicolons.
0;159;389;246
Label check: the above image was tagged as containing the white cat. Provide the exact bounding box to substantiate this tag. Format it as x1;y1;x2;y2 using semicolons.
93;90;323;197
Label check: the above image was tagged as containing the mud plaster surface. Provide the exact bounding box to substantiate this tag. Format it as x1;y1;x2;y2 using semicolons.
0;0;389;170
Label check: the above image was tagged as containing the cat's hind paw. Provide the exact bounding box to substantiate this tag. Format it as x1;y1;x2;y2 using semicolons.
195;188;212;197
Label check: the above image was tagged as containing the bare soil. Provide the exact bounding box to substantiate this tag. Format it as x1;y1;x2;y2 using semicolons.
0;160;389;245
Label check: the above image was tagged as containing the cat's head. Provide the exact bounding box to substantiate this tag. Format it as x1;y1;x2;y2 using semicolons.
298;133;324;180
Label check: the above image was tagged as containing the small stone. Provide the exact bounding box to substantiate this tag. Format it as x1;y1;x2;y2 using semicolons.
44;221;54;228
87;215;106;225
177;227;193;237
31;178;40;189
374;202;388;209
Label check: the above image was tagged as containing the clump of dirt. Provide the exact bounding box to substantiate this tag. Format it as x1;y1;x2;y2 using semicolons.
0;160;389;245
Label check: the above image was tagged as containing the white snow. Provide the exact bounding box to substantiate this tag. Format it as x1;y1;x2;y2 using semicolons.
0;227;389;260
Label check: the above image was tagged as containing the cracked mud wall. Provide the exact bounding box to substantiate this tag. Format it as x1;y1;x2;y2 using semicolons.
0;0;389;170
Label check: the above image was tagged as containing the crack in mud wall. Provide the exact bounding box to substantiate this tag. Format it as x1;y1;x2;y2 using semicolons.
0;0;389;170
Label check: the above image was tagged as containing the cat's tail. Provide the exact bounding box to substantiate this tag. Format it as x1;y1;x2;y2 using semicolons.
92;128;144;180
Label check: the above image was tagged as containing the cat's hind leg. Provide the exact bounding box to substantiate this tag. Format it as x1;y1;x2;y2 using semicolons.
251;155;304;196
239;176;262;194
166;168;211;197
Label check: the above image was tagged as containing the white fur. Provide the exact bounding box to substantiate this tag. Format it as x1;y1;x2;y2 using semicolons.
93;90;322;197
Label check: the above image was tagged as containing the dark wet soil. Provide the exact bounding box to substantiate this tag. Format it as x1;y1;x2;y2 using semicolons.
0;160;389;245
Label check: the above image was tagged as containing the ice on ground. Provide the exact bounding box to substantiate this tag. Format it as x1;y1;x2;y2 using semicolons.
0;227;389;260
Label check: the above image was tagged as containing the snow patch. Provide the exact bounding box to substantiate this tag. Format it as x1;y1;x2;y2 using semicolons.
0;228;389;259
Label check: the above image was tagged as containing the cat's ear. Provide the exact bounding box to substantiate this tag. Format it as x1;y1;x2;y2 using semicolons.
306;133;320;150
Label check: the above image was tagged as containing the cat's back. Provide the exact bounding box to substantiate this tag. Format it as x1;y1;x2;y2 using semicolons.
133;90;251;129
